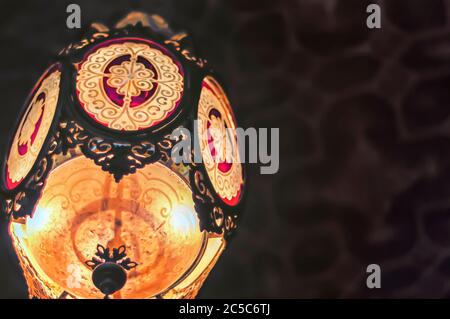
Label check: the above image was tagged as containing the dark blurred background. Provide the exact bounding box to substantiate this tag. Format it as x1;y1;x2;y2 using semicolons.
1;0;450;298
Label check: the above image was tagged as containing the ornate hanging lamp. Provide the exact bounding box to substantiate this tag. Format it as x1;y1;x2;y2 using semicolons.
1;12;245;299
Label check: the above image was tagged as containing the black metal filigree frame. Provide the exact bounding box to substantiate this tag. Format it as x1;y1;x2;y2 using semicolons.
85;244;138;271
57;120;176;182
188;157;244;239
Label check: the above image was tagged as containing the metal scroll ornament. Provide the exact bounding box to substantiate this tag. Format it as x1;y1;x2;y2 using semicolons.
1;12;245;299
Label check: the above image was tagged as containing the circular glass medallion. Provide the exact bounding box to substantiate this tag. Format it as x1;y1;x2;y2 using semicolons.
5;64;61;190
76;38;184;131
197;76;243;206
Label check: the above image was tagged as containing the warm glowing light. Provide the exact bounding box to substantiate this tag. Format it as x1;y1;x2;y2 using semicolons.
170;205;199;236
5;14;244;300
10;155;224;299
26;207;52;235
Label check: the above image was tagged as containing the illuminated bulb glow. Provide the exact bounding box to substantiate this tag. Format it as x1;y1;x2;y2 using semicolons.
10;155;224;299
26;207;52;235
170;205;199;236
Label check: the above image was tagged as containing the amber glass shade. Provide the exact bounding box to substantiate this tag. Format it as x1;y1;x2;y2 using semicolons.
10;153;225;299
2;12;244;299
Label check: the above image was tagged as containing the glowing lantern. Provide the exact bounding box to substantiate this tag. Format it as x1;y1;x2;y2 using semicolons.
0;12;245;299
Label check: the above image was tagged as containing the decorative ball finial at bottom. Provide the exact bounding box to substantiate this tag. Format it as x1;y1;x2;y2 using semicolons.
92;262;127;298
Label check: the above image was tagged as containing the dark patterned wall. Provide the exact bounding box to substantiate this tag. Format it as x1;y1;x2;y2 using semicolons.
0;0;448;298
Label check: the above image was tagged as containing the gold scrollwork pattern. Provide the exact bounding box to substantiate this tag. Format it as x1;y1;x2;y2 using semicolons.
10;157;204;299
6;67;61;189
197;77;243;205
76;40;184;131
